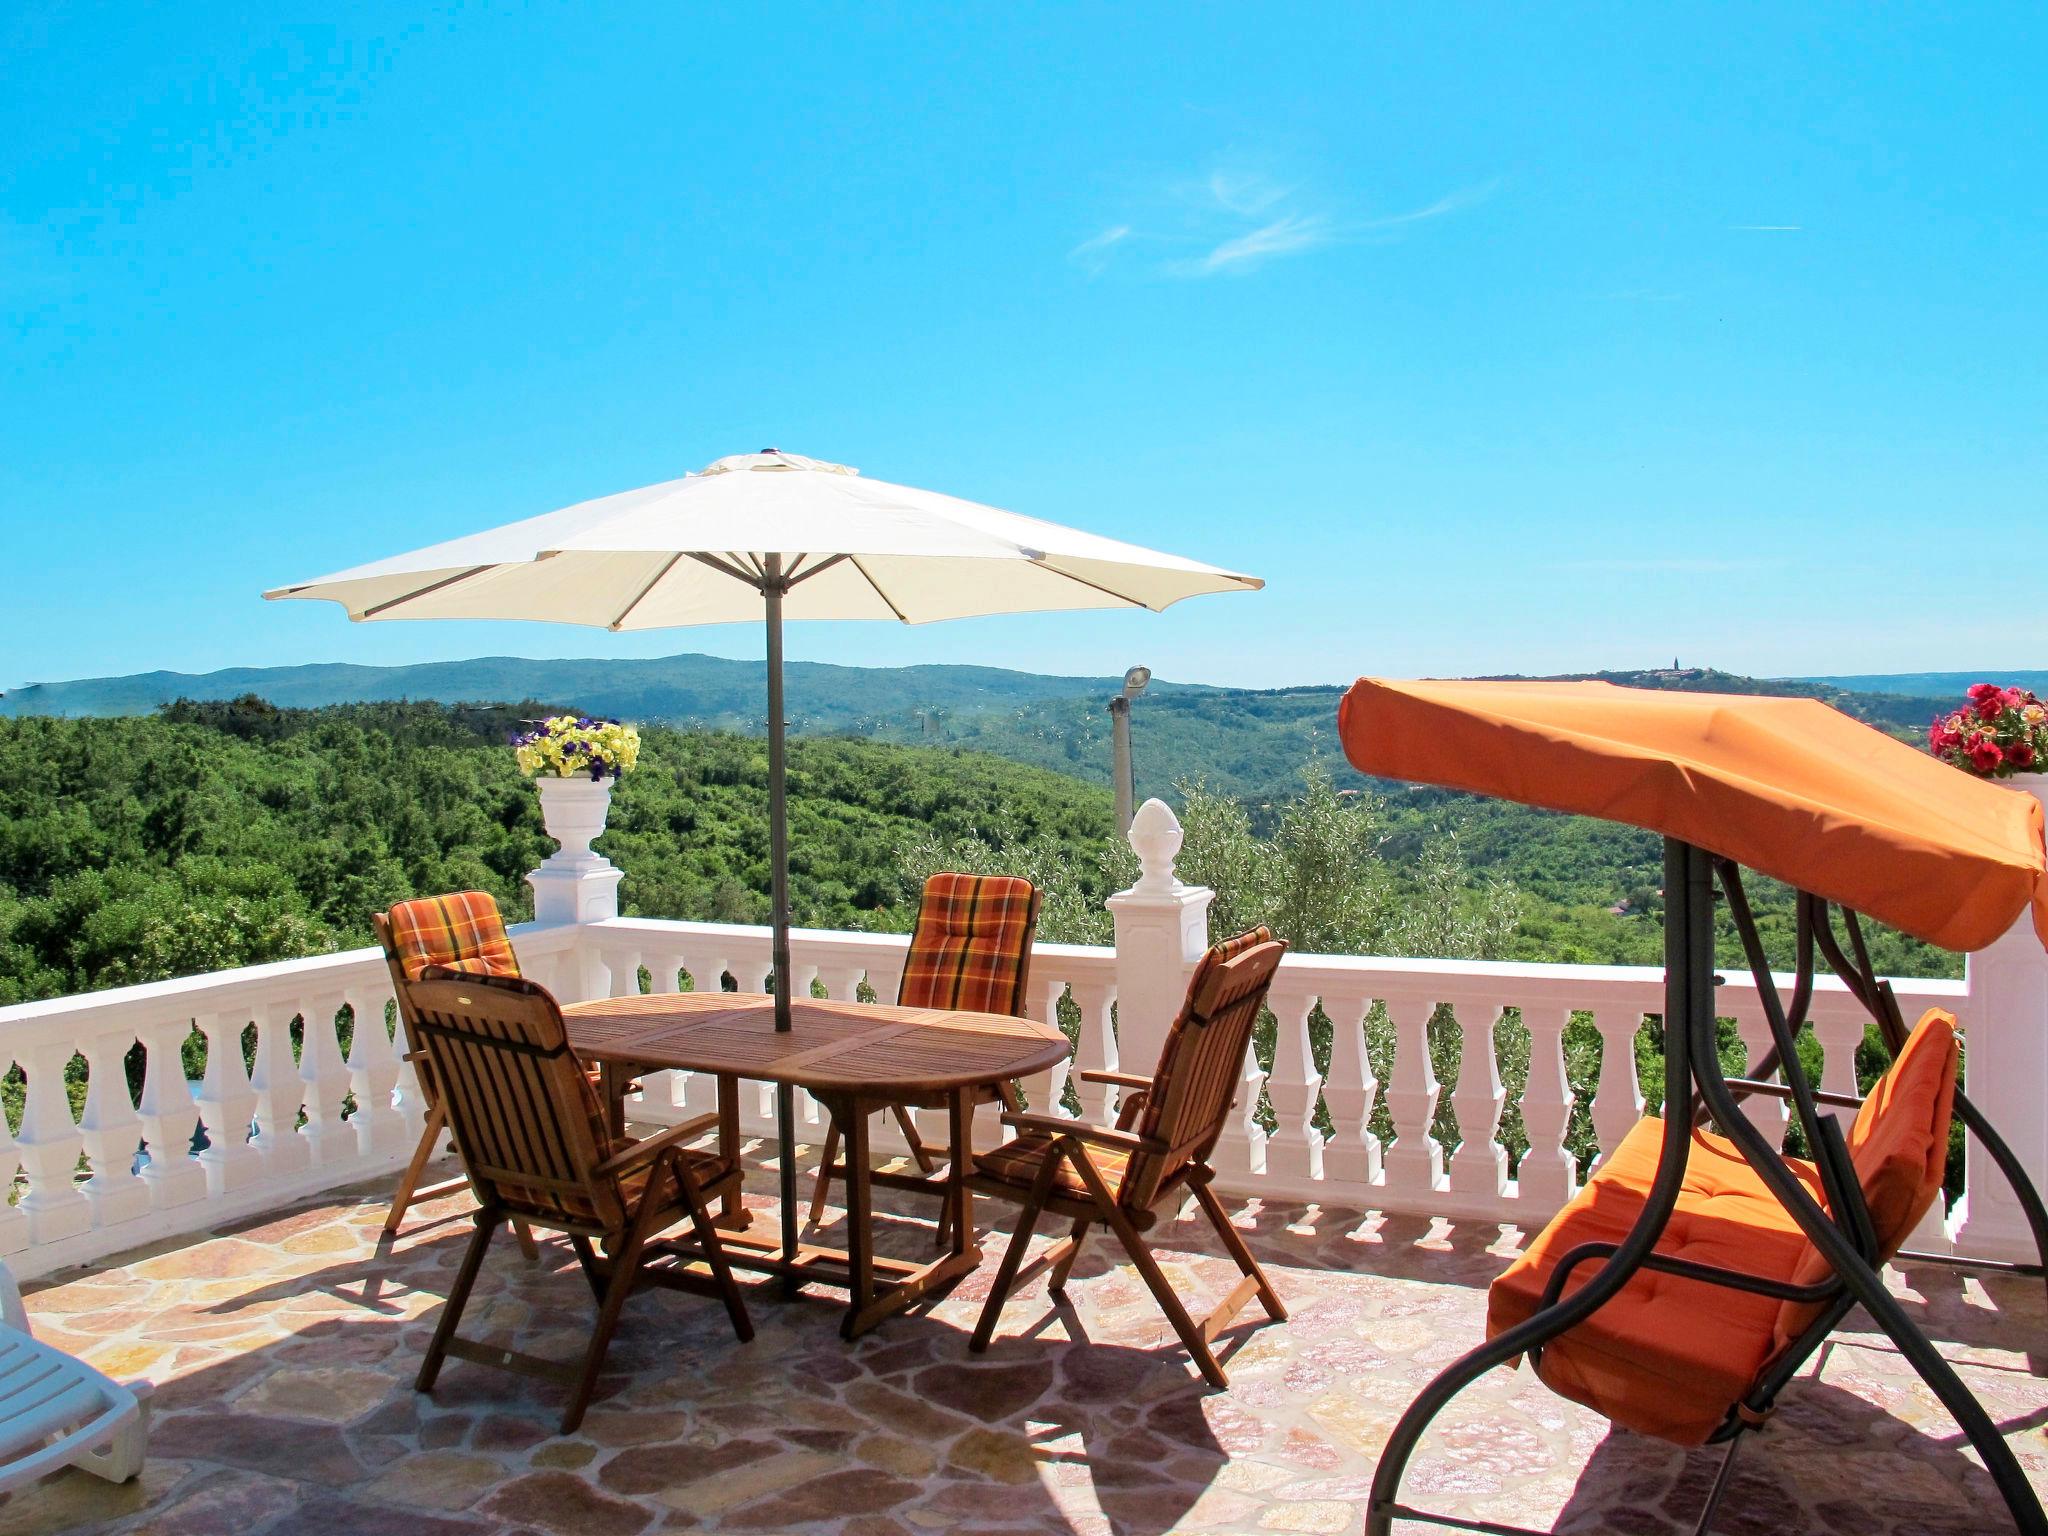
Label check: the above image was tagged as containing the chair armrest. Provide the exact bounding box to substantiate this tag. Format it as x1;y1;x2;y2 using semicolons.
402;1049;428;1065
999;1110;1164;1156
1076;1069;1154;1090
592;1113;721;1181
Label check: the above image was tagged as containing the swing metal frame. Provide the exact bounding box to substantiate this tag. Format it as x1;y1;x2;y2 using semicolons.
1365;838;2048;1536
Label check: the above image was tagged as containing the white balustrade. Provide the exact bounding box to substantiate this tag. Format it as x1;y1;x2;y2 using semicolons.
0;798;2013;1283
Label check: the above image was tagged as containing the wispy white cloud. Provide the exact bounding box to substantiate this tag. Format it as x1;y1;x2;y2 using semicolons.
1068;224;1131;275
1174;214;1331;277
1076;162;1498;281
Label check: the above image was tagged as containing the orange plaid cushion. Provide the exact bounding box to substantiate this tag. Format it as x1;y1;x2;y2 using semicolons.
383;892;521;984
973;1131;1131;1201
898;873;1041;1016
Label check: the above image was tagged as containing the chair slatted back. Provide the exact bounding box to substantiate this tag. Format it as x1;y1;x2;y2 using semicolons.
405;969;624;1232
897;873;1043;1017
1123;928;1287;1207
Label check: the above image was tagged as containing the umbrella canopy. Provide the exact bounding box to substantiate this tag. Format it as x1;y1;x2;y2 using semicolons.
1335;677;2048;953
265;450;1261;624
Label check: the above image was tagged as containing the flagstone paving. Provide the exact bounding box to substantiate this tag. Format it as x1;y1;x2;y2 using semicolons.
7;1147;2045;1535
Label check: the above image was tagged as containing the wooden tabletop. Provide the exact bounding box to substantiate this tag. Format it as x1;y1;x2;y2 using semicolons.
562;991;1070;1096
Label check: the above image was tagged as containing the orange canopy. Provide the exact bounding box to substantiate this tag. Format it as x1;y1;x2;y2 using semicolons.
1336;678;2048;955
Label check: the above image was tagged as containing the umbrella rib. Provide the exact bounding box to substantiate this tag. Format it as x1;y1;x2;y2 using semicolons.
687;551;764;590
360;565;496;619
606;553;684;632
1025;559;1153;611
786;553;849;588
848;556;911;623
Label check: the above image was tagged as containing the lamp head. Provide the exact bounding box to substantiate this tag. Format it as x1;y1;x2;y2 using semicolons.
1122;665;1152;698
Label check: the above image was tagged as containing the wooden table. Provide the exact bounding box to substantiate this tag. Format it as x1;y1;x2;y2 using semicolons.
562;991;1070;1339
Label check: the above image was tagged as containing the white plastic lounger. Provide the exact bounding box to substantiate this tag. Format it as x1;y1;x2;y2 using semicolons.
0;1259;148;1491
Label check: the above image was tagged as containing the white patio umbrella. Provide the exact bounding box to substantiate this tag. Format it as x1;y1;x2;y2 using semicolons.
266;448;1262;1260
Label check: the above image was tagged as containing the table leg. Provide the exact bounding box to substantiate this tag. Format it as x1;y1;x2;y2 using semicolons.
716;1072;745;1229
947;1088;977;1262
600;1062;628;1140
841;1095;874;1340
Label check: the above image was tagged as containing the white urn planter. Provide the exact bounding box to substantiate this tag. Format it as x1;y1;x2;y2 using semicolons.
528;774;622;925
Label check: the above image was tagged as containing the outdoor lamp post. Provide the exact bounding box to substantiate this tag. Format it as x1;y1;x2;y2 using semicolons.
1110;664;1151;834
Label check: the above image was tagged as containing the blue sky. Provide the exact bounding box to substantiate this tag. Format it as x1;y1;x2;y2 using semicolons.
5;4;2043;692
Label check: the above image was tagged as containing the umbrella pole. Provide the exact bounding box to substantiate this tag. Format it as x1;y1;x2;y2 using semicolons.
764;555;800;1277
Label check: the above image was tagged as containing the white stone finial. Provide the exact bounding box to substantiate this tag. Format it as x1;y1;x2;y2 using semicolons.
1127;797;1184;895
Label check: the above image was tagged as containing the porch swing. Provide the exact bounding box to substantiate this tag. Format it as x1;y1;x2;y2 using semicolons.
1335;678;2048;1536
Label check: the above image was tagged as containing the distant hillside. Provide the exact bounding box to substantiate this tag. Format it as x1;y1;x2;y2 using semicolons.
0;653;1213;729
1798;671;2048;702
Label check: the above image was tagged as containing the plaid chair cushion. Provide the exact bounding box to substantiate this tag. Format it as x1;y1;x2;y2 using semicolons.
1135;926;1277;1146
384;892;522;984
898;873;1041;1016
973;1131;1131;1201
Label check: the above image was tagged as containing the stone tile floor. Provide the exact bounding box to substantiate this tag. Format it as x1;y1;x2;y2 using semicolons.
7;1146;2046;1535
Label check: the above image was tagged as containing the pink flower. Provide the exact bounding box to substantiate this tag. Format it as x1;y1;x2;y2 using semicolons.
1970;740;2005;773
2010;742;2037;770
1967;682;2003;703
1978;694;2006;721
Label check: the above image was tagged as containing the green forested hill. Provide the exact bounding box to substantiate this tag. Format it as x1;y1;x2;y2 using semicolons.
0;700;1120;1005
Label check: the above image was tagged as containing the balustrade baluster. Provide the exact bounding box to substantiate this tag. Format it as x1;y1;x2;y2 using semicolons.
297;991;355;1167
15;1040;90;1244
194;1009;263;1193
1065;981;1116;1124
1813;1008;1866;1100
77;1026;151;1228
1262;981;1325;1183
1515;1004;1577;1210
131;1024;206;1212
1729;1008;1788;1144
0;1075;28;1254
249;1001;311;1176
1318;991;1380;1193
1447;1002;1510;1201
1588;1009;1646;1166
1382;999;1446;1195
343;986;407;1158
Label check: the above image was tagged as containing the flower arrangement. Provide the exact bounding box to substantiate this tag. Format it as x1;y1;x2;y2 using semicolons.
512;715;642;781
1928;684;2048;778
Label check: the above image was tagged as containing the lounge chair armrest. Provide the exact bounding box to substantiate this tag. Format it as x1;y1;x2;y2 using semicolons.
1076;1069;1154;1090
998;1110;1164;1155
592;1113;721;1180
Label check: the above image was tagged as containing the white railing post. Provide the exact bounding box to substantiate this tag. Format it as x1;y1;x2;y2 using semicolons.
76;1026;151;1228
297;991;355;1167
248;1001;311;1177
136;1018;209;1212
1317;991;1380;1194
1107;798;1216;1136
1515;1005;1577;1211
527;807;621;1001
1446;1003;1510;1203
1953;851;2048;1262
1262;980;1324;1183
1588;1008;1645;1166
1067;980;1118;1124
194;1009;263;1194
0;1100;28;1255
1381;999;1445;1197
15;1040;90;1245
343;985;407;1159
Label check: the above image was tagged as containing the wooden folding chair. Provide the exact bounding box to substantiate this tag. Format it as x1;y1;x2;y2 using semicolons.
967;927;1288;1388
373;894;540;1259
405;968;753;1434
808;872;1042;1245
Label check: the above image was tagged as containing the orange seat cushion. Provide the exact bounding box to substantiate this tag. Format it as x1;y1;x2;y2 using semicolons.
1488;1119;1825;1445
1488;1009;1958;1447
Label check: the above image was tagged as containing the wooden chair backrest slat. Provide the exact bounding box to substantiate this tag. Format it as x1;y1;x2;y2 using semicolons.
1123;930;1287;1208
405;971;623;1231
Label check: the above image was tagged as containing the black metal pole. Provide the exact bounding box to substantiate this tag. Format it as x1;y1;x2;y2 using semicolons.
764;554;800;1271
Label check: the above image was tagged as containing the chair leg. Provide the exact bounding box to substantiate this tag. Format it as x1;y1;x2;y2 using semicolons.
1193;1179;1286;1321
563;1197;664;1434
894;1103;939;1174
970;1157;1062;1353
512;1217;540;1261
1691;1435;1745;1536
809;1118;841;1226
384;1102;447;1240
1048;1218;1091;1292
1101;1199;1229;1388
570;1236;608;1300
417;1208;500;1394
681;1162;755;1344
